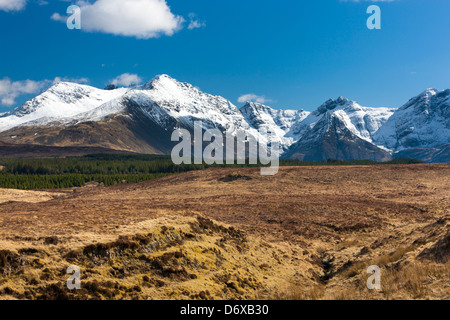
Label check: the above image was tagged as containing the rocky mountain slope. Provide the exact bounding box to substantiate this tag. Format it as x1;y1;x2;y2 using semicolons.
0;75;448;162
281;97;395;161
374;89;450;157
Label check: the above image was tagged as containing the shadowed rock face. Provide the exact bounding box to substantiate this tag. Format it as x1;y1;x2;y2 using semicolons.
283;114;391;162
0;76;448;162
395;145;450;163
0;114;173;156
374;89;450;152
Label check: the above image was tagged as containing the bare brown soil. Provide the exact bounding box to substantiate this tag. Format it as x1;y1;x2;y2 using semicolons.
0;164;448;300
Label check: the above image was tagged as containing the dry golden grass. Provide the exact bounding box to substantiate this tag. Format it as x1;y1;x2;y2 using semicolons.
0;164;448;300
0;188;62;204
270;284;326;300
0;215;319;300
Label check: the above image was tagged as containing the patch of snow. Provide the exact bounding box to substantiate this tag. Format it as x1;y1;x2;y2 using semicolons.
0;82;127;132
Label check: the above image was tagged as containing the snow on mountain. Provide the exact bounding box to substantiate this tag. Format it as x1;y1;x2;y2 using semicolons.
291;97;395;147
0;82;127;132
0;75;252;133
34;75;264;145
240;102;310;149
135;74;255;134
74;74;257;133
0;74;448;162
374;88;450;151
0;75;394;147
238;97;395;154
282;110;392;162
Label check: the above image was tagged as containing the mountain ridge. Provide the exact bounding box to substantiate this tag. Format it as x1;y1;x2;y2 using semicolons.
0;75;448;162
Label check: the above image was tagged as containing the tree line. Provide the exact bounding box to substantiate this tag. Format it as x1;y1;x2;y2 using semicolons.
0;154;422;190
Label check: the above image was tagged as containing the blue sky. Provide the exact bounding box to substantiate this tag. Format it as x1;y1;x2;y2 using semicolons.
0;0;449;112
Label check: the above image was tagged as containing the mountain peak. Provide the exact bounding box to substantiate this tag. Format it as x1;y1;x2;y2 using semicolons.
47;81;85;91
423;88;439;95
241;101;272;111
401;88;442;111
104;84;118;91
374;88;450;151
142;74;180;90
315;96;352;115
0;77;448;163
151;74;176;83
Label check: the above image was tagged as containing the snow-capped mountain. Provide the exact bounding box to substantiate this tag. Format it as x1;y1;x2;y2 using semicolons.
0;82;127;132
240;102;310;150
292;97;395;146
282;97;395;161
132;75;258;135
0;75;266;154
48;75;255;132
374;89;450;151
0;75;448;162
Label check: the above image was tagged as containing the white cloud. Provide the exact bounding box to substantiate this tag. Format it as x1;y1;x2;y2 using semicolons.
50;12;65;22
52;0;184;39
111;73;142;87
0;77;90;106
53;76;89;84
187;13;206;30
0;0;27;11
238;94;271;104
0;78;46;106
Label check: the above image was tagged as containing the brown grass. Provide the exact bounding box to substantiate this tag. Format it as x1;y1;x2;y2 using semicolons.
0;164;449;300
0;188;63;204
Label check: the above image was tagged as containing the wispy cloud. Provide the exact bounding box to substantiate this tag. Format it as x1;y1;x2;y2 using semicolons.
187;13;206;30
111;73;142;87
0;78;47;106
53;76;89;84
0;77;89;106
0;0;27;12
238;94;271;104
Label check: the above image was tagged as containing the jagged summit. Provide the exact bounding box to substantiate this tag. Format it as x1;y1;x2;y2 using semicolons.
374;88;450;151
240;101;309;133
0;74;448;162
315;96;353;115
240;101;310;149
104;84;118;91
141;74;195;92
241;101;268;109
142;74;171;89
240;102;278;118
0;81;127;132
400;88;439;111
